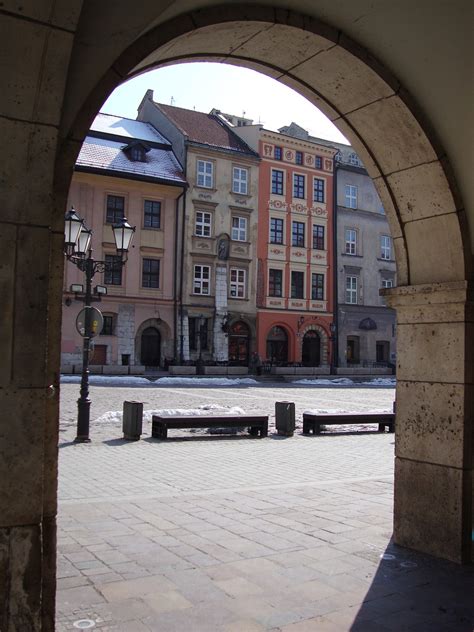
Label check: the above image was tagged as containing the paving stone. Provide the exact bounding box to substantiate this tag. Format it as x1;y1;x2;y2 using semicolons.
56;384;473;631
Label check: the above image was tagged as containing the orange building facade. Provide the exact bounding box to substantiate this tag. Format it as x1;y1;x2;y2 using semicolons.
253;130;337;369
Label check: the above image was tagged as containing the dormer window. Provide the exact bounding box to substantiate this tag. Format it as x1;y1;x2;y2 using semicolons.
122;141;149;162
348;152;362;167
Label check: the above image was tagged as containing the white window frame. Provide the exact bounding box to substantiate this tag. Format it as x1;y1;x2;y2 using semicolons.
230;268;246;299
195;211;212;237
345;184;358;209
348;152;362;167
345;228;357;255
381;235;391;260
381;278;394;288
193;265;211;295
232;166;248;194
231;216;247;241
197;159;213;188
346;276;358;304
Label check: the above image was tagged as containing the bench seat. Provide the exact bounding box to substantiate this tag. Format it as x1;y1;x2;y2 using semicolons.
303;412;395;435
152;414;269;439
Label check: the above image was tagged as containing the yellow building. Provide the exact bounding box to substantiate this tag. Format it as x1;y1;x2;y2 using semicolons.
61;113;186;372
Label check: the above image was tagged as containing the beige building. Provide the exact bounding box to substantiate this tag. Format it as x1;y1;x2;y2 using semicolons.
138;92;260;366
61;114;186;371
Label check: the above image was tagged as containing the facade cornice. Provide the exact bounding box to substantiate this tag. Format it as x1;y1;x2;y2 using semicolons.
260;129;337;156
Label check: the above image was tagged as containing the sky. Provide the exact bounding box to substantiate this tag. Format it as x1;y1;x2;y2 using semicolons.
102;61;349;145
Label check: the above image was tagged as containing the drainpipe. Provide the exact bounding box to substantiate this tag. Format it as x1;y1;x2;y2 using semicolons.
331;157;339;373
179;146;188;364
173;187;185;365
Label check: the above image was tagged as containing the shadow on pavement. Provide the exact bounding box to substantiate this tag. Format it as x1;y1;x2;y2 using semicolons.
350;539;474;631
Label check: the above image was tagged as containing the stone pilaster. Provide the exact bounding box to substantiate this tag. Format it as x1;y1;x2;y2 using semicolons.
117;304;135;363
384;281;473;563
214;265;229;362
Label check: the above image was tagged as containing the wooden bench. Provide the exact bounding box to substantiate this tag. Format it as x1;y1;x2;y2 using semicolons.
152;414;269;439
302;412;395;435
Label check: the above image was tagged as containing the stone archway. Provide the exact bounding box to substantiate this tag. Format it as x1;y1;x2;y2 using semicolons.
1;3;473;629
135;318;171;367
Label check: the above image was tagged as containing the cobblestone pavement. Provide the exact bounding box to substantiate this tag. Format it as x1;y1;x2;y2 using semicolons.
57;383;474;631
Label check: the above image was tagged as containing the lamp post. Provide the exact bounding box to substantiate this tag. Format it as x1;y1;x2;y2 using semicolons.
64;206;135;442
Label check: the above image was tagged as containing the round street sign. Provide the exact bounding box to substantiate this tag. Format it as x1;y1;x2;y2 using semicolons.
76;306;104;338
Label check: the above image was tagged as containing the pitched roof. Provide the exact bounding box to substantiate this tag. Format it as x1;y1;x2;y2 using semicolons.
76;136;186;185
91;113;171;147
154;103;258;156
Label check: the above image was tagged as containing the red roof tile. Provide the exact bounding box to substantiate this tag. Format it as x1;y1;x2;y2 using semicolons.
155;103;256;155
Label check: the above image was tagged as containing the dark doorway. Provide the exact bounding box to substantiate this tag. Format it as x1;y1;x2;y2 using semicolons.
266;326;288;364
228;321;250;366
347;336;360;364
90;344;107;365
376;340;390;363
302;331;321;366
141;327;161;367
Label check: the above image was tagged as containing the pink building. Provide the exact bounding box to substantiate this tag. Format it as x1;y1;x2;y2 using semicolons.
61;114;186;372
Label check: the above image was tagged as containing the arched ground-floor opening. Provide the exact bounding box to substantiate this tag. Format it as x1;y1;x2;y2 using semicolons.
140;327;161;367
1;3;473;629
302;330;321;366
228;320;250;366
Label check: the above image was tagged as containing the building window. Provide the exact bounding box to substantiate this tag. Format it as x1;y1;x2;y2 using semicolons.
292;221;305;247
144;200;161;229
381;278;394;288
348;152;362;167
311;273;324;300
274;146;282;160
189;317;208;351
345;228;357;255
269;269;283;297
315;156;322;169
230;268;246;298
197;160;213;188
101;314;115;336
271;169;284;195
345;185;358;209
195;211;212;237
313;178;325;203
142;258;160;289
346;276;358;304
232;166;248;194
291;271;304;299
270;218;284;244
104;254;122;285
381;235;391;260
231;216;247;241
106;195;125;224
293;174;305;199
193;265;210;295
295;151;303;165
130;146;145;162
312;225;325;250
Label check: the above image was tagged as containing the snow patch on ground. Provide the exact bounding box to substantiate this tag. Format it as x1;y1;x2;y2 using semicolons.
61;375;152;385
94;404;246;425
154;377;258;386
294;377;395;386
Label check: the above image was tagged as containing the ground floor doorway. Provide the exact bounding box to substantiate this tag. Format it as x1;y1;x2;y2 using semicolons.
302;331;321;366
266;326;289;364
141;327;161;366
228;321;250;365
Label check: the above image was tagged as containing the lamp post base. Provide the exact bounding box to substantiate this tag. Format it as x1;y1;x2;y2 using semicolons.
74;435;92;443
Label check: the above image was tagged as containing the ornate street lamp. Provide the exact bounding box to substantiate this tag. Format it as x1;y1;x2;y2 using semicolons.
64;207;135;442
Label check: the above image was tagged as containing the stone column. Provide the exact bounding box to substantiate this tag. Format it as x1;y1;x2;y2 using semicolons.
385;281;473;563
214;265;229;362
